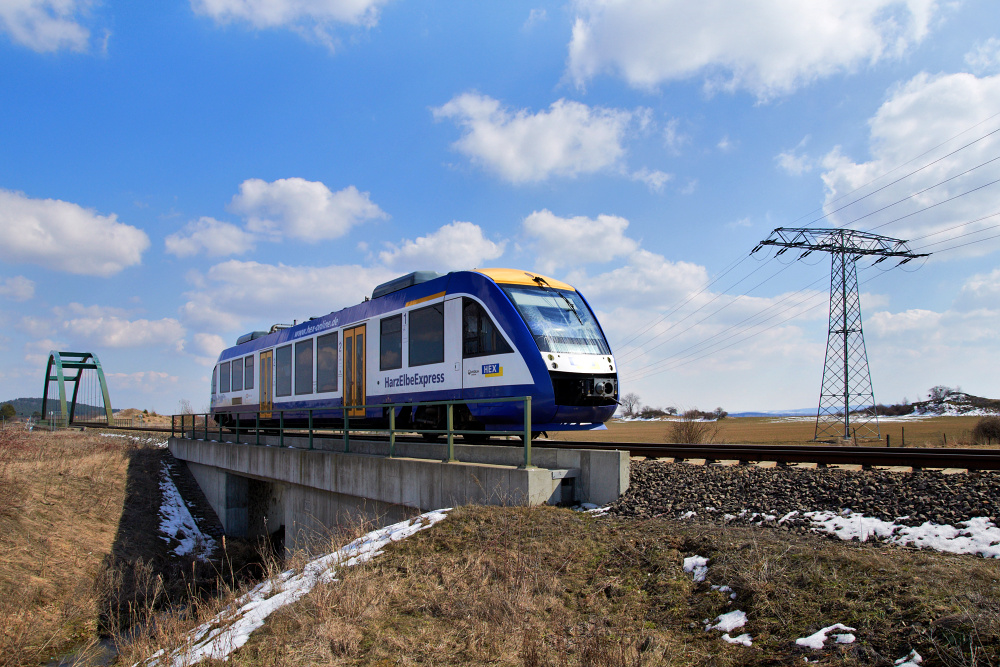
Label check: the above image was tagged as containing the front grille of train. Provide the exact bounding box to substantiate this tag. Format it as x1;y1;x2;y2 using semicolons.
549;371;618;407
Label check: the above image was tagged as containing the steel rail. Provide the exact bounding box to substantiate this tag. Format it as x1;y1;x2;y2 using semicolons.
540;441;1000;470
78;423;1000;470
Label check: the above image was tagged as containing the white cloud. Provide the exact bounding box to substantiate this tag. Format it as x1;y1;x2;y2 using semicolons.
189;332;227;365
378;221;505;272
0;0;91;52
523;8;546;29
523;209;639;274
24;338;66;366
662;117;688;155
180;260;396;330
630;168;672;192
579;249;713;310
820;71;1000;255
432;93;637;183
165;217;257;258
106;371;179;394
776;151;812;176
0;189;150;276
56;304;187;350
0;275;34;301
229;178;387;242
965;37;1000;76
191;0;389;47
868;308;943;335
955;267;1000;311
567;0;938;99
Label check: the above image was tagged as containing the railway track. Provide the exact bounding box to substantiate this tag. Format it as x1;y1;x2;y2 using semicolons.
84;422;1000;471
543;441;1000;471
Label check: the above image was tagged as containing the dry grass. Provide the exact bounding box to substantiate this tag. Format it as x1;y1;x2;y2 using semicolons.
546;415;989;448
121;505;1000;666
0;428;136;666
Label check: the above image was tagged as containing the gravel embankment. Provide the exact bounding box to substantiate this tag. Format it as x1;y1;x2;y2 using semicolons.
608;460;1000;530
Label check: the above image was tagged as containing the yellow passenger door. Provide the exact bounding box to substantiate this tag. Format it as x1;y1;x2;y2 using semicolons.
344;325;366;417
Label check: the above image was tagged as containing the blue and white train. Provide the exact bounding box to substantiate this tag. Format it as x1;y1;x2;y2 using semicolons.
210;268;618;436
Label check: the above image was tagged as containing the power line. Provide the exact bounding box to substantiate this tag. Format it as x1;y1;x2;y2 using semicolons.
786;111;1000;227
806;131;1000;228
617;259;795;363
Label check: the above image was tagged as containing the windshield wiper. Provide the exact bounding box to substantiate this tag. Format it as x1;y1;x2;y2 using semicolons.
533;276;583;325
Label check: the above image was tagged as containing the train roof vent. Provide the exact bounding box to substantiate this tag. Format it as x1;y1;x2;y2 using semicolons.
236;331;268;345
371;271;443;299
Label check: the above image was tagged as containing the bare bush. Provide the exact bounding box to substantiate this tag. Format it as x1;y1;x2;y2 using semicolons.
973;416;1000;445
667;417;720;444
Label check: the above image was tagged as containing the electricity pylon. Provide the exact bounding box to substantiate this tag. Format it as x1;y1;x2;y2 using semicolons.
756;228;928;442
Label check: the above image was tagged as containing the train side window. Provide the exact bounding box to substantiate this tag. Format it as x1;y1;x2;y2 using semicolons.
463;298;513;358
275;345;292;397
317;332;338;392
212;367;217;394
295;339;313;395
231;357;244;392
244;355;254;390
380;315;402;371
409;303;444;366
220;361;231;393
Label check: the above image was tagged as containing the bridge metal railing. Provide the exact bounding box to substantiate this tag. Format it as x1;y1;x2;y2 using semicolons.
170;396;535;468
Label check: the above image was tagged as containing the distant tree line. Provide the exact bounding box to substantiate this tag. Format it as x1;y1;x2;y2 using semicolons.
618;392;726;421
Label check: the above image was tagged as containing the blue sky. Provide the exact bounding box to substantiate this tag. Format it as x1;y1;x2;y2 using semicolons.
2;0;1000;414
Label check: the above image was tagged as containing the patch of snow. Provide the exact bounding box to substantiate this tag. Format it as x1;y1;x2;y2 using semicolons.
158;461;215;561
895;650;922;666
705;609;747;633
679;510;697;519
101;432;168;447
140;509;450;667
575;503;609;516
722;633;752;646
683;555;708;582
795;624;856;649
711;584;737;600
805;511;1000;558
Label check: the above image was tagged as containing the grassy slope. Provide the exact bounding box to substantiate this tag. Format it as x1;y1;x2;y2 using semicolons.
193;505;1000;666
0;429;132;666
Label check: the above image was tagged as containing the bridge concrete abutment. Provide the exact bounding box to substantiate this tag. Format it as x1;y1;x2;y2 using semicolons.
169;436;628;551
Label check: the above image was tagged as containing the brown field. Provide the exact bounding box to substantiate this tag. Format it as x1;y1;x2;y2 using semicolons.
544;415;987;447
0;428;133;667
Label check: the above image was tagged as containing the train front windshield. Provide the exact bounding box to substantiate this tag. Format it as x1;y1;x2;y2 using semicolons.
502;285;612;355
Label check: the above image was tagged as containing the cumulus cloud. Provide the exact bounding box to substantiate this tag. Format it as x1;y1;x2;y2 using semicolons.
378;221;505;272
229;178;387;242
180;260;396;330
954;267;1000;311
567;0;938;99
965;38;1000;76
0;0;92;52
0;189;149;276
629;168;672;192
523;209;638;274
868;308;943;335
820;71;1000;255
579;249;711;310
0;276;34;301
53;304;187;350
106;371;179;393
165;217;257;258
191;0;389;47
432;93;638;183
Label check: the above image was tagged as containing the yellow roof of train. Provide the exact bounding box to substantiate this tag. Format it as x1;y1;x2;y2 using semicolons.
474;268;574;291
